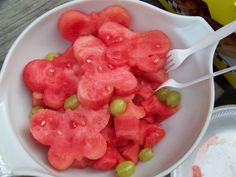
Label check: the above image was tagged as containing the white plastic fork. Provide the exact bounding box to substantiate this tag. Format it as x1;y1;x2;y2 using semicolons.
165;20;236;73
155;65;236;92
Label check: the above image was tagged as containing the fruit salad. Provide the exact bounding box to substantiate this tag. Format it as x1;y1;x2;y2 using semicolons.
22;5;181;177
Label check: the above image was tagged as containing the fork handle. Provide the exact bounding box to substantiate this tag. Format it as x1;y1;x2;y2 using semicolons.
187;20;236;56
183;65;236;87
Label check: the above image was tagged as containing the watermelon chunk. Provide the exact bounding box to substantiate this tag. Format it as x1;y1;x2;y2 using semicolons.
30;109;62;145
128;30;170;72
139;120;166;147
99;5;131;27
72;158;92;169
51;46;79;73
115;116;140;143
121;101;145;119
142;95;179;119
58;10;96;42
101;126;117;146
135;86;153;100
105;42;131;67
122;143;140;164
73;35;106;65
93;147;123;170
77;67;137;109
32;92;44;106
43;88;67;109
140;69;168;83
23;60;53;92
77;73;114;109
48;146;74;170
98;22;137;46
29;105;110;170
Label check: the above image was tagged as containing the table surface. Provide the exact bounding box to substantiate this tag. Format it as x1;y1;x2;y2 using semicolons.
0;0;235;177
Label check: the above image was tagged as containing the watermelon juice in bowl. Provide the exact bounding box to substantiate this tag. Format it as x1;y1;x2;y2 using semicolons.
0;0;216;177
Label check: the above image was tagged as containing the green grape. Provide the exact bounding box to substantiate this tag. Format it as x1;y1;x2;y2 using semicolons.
138;148;154;161
30;106;43;117
166;90;181;107
64;95;80;110
115;161;135;177
155;87;170;102
109;98;127;116
44;52;59;61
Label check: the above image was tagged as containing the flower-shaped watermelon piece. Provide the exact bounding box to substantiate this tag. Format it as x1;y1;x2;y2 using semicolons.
29;105;110;170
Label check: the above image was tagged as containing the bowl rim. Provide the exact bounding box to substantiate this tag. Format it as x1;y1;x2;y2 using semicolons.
0;0;215;177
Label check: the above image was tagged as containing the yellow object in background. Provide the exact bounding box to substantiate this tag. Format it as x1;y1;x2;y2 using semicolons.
159;0;176;13
203;0;236;25
213;55;236;89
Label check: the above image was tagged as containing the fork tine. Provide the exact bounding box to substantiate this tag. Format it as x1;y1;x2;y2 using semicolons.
154;78;183;92
166;52;171;59
165;59;175;71
166;57;173;65
154;78;174;92
166;65;176;73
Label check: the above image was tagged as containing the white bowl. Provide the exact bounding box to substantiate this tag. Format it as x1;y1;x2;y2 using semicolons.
0;0;216;177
